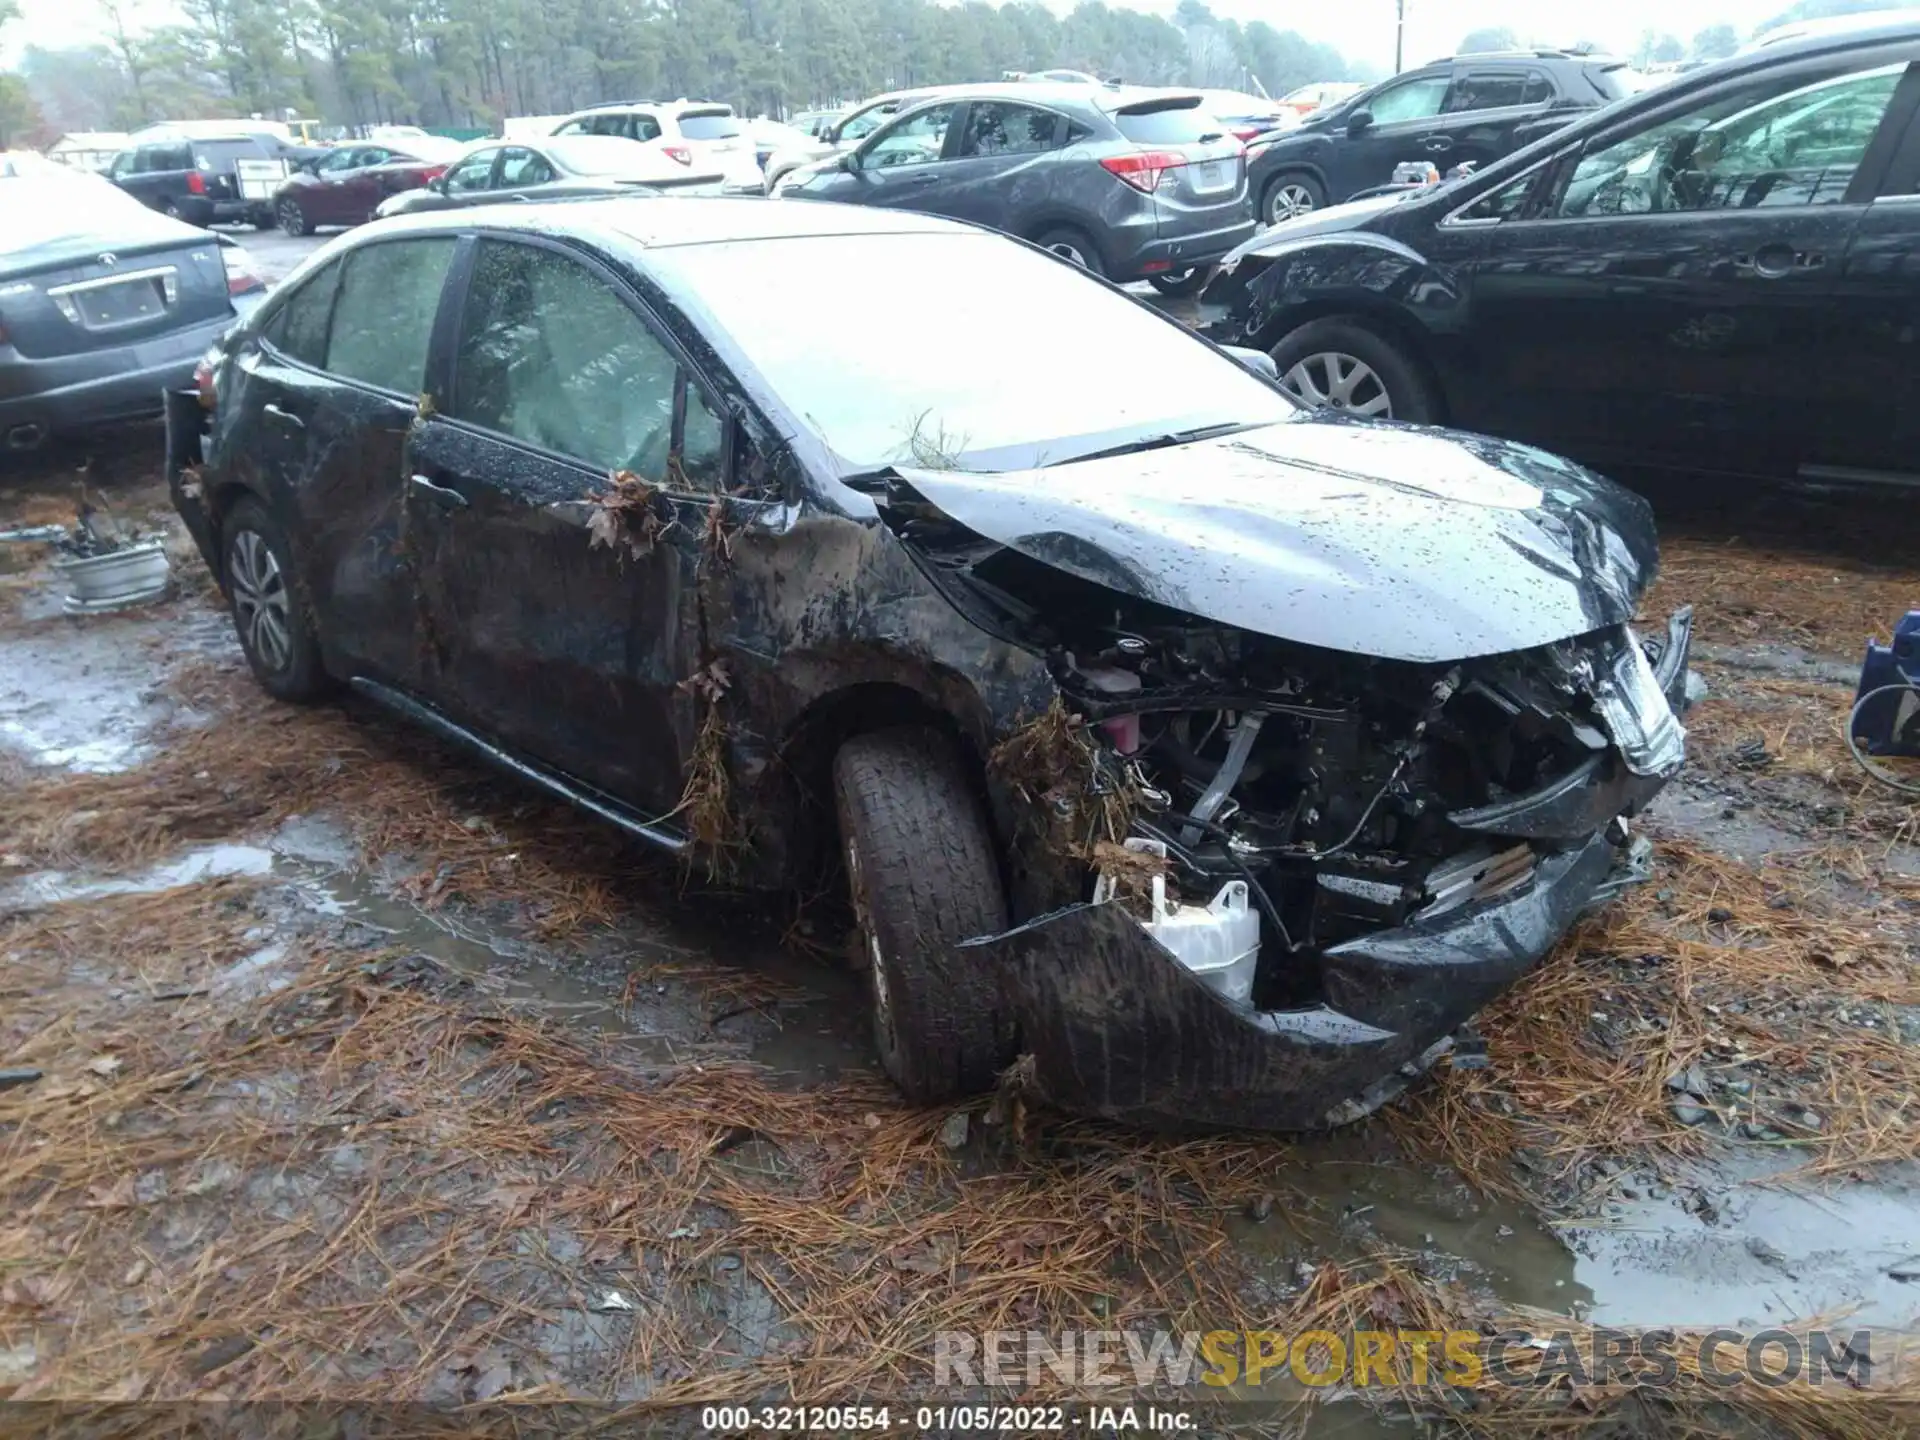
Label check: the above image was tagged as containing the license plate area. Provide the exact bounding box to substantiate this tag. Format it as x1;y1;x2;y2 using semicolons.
1190;160;1232;194
50;268;178;332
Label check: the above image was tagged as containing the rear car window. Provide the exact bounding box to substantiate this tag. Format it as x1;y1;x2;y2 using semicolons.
1445;72;1534;112
145;145;192;172
265;263;340;368
325;237;456;394
1583;63;1630;102
1112;101;1218;145
678;113;744;139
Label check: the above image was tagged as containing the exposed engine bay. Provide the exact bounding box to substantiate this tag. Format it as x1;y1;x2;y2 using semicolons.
878;476;1689;1014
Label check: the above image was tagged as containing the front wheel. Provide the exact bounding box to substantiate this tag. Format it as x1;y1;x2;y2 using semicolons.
277;199;309;236
1268;316;1440;423
222;496;333;703
833;727;1010;1102
1262;171;1324;226
1147;266;1213;297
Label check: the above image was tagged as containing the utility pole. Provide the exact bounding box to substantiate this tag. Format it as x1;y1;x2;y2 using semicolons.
1395;0;1406;73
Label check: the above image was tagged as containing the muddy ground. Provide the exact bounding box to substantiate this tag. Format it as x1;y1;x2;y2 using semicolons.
3;429;1919;1438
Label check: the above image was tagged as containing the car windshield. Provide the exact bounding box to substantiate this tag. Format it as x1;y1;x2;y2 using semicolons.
651;232;1300;473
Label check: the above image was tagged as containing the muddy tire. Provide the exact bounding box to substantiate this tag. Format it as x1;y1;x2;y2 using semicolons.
221;495;332;704
832;727;1010;1102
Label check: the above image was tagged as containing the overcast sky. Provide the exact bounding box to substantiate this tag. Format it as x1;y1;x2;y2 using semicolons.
2;0;1772;73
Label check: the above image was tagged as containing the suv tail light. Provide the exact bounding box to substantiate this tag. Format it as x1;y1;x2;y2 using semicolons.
1100;150;1187;193
194;345;220;409
662;144;693;165
187;170;207;195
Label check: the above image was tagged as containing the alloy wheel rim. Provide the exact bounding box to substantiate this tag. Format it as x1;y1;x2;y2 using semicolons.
279;201;300;230
1047;241;1088;268
229;529;293;672
1271;183;1317;222
1280;351;1393;417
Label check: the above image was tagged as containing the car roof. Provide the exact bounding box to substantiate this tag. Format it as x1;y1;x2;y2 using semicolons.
369;195;979;251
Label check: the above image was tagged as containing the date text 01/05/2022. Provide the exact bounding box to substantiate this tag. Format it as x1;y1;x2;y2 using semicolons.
697;1405;1198;1431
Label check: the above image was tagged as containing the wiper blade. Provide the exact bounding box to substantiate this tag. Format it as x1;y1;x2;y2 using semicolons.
1052;421;1268;466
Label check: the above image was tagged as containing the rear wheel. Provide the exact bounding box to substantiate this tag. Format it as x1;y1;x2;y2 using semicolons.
833;727;1009;1102
1262;171;1323;225
1147;266;1213;297
277;198;309;237
1034;227;1105;277
160;198;183;220
222;496;332;704
1268;316;1440;423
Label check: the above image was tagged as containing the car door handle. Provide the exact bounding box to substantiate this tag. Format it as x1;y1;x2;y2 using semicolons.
1423;135;1454;153
1734;244;1819;279
908;172;939;184
262;402;304;429
409;473;468;509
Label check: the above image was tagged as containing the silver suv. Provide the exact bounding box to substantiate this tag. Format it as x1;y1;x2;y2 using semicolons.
550;100;762;192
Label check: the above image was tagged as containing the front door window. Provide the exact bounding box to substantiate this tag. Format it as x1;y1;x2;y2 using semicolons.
862;104;955;169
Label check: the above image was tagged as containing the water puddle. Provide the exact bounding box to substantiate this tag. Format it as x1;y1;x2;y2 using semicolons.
2;843;274;907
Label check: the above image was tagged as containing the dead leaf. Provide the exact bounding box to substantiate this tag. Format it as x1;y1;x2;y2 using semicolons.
121;1258;150;1286
484;1183;539;1218
82;1177;135;1210
87;1056;122;1078
1;1275;69;1311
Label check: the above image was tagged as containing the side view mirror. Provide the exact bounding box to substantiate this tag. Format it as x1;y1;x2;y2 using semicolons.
1347;110;1375;135
429;175;449;193
838;151;858;173
1220;345;1279;381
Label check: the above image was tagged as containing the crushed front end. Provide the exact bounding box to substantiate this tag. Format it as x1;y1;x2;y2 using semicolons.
866;457;1696;1129
972;608;1691;1130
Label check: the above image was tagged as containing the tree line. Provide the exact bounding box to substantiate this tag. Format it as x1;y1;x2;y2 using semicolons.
2;0;1372;144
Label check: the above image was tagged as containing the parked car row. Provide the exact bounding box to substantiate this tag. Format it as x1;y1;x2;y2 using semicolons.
1199;18;1920;493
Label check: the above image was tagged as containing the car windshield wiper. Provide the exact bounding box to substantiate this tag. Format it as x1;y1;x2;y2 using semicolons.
1051;421;1270;467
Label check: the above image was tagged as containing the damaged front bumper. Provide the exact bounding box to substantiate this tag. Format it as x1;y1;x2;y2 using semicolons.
963;610;1694;1132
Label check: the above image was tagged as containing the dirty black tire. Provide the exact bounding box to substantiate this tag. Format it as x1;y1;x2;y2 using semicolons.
160;198;183;220
221;495;333;704
1033;227;1105;277
1268;315;1442;424
832;727;1010;1102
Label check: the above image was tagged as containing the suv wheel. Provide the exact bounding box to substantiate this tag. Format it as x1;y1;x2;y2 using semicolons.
1147;266;1212;297
1262;172;1323;225
832;727;1010;1102
1034;228;1105;277
161;198;184;220
222;496;332;703
1269;316;1439;423
277;198;309;237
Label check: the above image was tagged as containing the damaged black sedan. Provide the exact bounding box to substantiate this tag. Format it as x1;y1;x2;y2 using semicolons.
166;198;1690;1130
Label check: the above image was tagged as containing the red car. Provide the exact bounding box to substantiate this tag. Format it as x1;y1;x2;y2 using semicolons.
271;140;463;235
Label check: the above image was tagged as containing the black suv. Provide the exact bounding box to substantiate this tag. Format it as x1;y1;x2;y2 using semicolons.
107;134;288;228
1247;49;1630;224
1201;22;1920;491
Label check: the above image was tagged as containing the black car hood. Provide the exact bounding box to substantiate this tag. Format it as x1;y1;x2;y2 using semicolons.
893;415;1658;662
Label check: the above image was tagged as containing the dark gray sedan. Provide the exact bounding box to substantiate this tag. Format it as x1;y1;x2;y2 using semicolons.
375;136;725;218
774;82;1254;294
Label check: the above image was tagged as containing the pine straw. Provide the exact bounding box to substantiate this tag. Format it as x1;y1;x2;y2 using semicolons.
1391;832;1920;1200
0;883;1305;1411
1646;534;1916;657
0;667;647;940
1259;1257;1920;1439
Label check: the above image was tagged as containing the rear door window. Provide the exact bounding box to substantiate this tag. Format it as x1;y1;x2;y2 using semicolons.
1444;71;1533;113
264;262;341;367
450;239;720;485
1113;101;1216;144
324;238;457;394
145;144;192;173
959;103;1067;156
